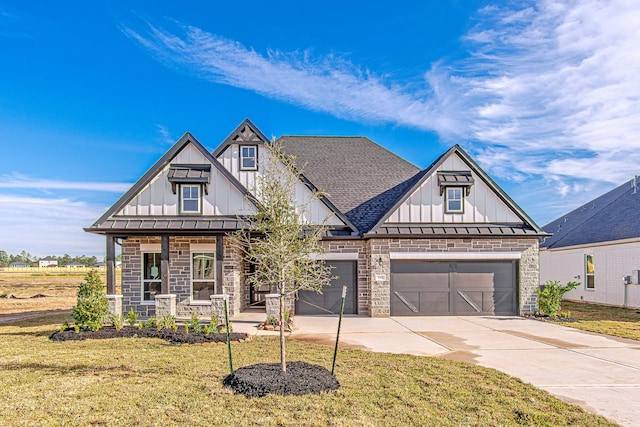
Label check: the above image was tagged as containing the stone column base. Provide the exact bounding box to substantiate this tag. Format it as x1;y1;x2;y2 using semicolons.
265;293;295;319
106;295;123;317
210;295;228;322
155;294;177;317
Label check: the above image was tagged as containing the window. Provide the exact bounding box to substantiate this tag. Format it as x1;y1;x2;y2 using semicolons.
192;252;216;301
181;185;201;213
240;145;257;170
585;254;595;289
445;187;463;213
142;252;162;301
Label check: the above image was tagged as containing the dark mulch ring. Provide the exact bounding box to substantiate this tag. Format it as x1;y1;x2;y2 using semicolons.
49;326;248;344
223;361;340;397
527;314;579;323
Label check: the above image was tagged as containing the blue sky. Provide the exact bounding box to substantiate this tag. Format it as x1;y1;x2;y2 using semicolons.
1;0;639;258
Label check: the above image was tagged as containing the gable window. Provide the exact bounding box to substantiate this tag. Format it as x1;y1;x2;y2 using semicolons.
585;254;595;289
445;187;464;213
192;251;216;302
181;185;201;213
240;145;258;171
142;252;162;302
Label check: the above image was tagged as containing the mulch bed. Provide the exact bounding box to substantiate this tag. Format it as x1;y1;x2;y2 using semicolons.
223;361;340;397
49;326;248;344
526;314;579;323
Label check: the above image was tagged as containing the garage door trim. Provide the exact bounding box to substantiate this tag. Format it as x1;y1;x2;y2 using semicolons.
390;251;521;260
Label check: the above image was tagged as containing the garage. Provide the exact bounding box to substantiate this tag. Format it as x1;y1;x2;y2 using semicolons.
296;261;357;315
391;261;518;316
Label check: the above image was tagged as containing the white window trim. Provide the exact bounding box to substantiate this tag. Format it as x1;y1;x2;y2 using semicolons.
239;145;258;171
190;246;217;304
180;184;202;214
141;250;162;304
445;186;464;214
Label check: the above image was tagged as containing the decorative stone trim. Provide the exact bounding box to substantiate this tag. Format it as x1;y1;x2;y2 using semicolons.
265;293;295;319
106;294;123;316
210;295;228;321
154;294;176;317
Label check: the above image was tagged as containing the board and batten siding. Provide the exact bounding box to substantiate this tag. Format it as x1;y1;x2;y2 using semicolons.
385;153;520;224
119;142;255;216
217;143;345;226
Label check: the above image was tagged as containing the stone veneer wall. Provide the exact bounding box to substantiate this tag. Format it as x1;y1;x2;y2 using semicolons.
120;235;245;320
368;237;540;317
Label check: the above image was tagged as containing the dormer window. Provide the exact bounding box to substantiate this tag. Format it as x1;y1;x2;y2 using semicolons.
240;145;258;171
445;187;463;213
438;171;474;214
181;184;201;213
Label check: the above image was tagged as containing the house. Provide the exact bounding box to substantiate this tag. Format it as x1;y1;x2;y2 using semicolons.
9;262;29;268
39;256;58;268
540;177;640;308
66;262;85;268
85;119;546;319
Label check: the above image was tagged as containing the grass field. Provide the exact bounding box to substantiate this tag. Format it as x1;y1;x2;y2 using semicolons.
0;314;615;426
555;300;640;341
0;271;119;315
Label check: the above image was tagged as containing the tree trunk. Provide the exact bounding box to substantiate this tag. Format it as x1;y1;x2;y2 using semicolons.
279;290;286;373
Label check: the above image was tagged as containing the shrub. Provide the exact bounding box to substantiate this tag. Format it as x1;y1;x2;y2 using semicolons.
125;309;138;327
71;270;109;331
264;315;278;326
110;314;125;331
204;314;219;335
59;321;69;332
141;315;157;328
187;313;203;334
158;315;178;331
535;280;580;318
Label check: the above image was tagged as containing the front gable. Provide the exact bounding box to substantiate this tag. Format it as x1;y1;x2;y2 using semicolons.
213;120;350;228
373;145;543;233
90;133;257;230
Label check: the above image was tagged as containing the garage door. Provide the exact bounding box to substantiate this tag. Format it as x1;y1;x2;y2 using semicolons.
391;261;517;316
296;261;357;315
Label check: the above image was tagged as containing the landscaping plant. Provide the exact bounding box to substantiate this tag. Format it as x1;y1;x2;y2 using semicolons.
109;314;125;331
232;142;333;373
535;280;580;318
187;313;203;334
71;269;109;331
125;308;138;326
158;315;178;331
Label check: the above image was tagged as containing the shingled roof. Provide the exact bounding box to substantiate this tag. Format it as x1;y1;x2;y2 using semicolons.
278;136;423;232
541;177;640;249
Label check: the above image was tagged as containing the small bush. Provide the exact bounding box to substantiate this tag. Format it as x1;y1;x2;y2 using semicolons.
187;313;203;334
535;280;580;318
71;270;109;331
204;314;219;335
141;316;157;329
264;315;278;326
158;315;178;331
110;314;125;331
59;321;69;332
125;309;138;327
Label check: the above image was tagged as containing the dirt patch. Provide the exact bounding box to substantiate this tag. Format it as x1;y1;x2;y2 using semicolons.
438;350;479;364
502;330;587;349
0;309;70;324
49;326;249;345
223;361;340;397
416;331;476;351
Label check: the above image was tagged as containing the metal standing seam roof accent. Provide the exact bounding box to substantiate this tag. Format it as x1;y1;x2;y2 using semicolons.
84;216;249;234
437;171;475;185
368;224;539;237
167;164;211;183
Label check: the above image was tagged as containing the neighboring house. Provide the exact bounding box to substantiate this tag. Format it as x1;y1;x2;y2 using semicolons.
66;262;85;268
39;256;58;268
85;119;546;319
540;177;640;308
9;262;29;268
93;262;107;268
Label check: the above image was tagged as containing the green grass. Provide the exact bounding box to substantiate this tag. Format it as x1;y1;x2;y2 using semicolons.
554;300;640;341
0;314;615;426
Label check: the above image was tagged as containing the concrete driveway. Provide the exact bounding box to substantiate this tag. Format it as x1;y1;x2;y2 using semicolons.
234;313;640;426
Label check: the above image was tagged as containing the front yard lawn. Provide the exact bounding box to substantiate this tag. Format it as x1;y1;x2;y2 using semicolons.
556;300;640;341
0;314;615;426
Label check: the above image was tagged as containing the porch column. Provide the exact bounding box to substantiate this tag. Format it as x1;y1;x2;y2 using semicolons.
105;235;116;294
161;235;170;294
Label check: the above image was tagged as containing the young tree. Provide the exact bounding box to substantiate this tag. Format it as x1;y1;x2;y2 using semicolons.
232;142;334;373
72;269;109;331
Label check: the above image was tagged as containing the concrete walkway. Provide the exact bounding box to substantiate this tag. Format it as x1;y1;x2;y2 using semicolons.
232;312;640;427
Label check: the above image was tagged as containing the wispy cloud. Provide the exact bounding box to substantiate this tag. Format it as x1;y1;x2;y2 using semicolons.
156;124;174;145
121;0;640;224
0;194;107;257
0;173;130;192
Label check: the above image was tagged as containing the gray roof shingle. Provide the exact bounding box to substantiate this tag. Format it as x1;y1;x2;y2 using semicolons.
278;136;422;232
541;178;640;249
